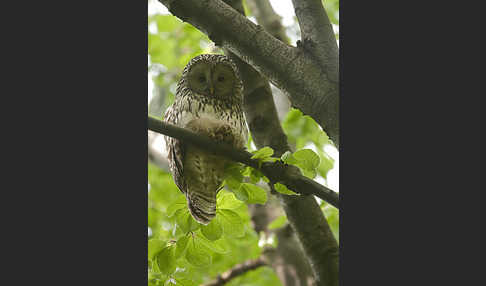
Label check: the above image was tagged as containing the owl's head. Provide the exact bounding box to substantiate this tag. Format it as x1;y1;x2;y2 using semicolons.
181;54;242;99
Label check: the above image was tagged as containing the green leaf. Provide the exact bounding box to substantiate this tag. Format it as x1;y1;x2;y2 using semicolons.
317;150;335;179
242;166;252;177
201;218;223;241
156;246;176;275
248;168;264;183
175;235;189;258
153;15;181;33
293;149;320;171
223;164;244;191
240;183;267;204
281;151;298;165
225;178;242;191
148;239;166;261
166;195;186;217
251;147;274;160
281;149;321;179
268;215;288;230
302;168;317;179
217;191;244;210
195;233;229;254
175;209;200;233
231;184;249;202
274;183;298;195
224;177;242;191
185;236;211;267
216;209;245;238
224;163;244;180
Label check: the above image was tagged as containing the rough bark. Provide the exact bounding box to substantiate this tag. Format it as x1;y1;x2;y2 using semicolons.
291;0;338;79
245;0;289;43
291;0;339;148
158;0;339;148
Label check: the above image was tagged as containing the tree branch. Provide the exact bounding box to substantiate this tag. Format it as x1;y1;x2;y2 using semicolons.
292;0;338;77
246;0;289;43
201;258;266;286
147;116;339;209
158;0;339;148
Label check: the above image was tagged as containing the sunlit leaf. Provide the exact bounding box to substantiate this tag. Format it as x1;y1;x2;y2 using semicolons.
248;168;264;183
217;191;244;210
175;235;189;258
166;195;187;217
231;184;249;202
175;209;200;233
201;218;223;241
148;239;166;261
156;246;176;275
293;149;320;171
240;183;267;204
185;236;211;267
195;232;229;254
216;209;245;238
274;183;298;195
251;147;274;160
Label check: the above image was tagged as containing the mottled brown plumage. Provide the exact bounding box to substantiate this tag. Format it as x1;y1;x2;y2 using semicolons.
164;54;248;224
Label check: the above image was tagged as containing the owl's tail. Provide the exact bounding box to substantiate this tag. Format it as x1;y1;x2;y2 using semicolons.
186;187;218;225
184;146;227;225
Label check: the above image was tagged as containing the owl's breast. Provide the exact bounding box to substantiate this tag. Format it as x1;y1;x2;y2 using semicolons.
177;96;247;148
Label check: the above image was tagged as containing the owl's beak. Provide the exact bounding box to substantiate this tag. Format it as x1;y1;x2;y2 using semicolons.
209;86;214;95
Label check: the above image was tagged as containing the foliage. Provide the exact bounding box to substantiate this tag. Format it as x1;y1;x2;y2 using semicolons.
282;108;335;180
148;163;269;286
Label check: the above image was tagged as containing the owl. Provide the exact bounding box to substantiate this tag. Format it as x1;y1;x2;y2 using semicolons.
164;54;248;225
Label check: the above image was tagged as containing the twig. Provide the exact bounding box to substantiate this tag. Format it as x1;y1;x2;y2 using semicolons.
147;116;339;209
201;258;266;286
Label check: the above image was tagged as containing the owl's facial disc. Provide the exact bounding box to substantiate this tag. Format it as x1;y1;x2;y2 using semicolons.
187;62;213;96
187;62;236;98
212;64;236;98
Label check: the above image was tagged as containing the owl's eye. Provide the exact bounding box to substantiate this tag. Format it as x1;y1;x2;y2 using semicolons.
218;76;225;82
198;76;205;83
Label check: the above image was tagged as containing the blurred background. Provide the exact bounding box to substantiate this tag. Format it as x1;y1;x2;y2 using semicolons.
148;1;339;285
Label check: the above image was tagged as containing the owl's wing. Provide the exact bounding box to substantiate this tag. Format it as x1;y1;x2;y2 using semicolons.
164;105;186;194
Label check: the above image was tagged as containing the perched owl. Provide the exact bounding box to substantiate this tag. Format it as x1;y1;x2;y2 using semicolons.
164;54;248;225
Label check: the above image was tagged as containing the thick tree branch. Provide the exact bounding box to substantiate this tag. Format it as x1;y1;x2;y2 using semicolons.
292;0;338;78
290;0;339;149
246;0;289;43
158;0;339;148
147;116;339;209
201;258;266;286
